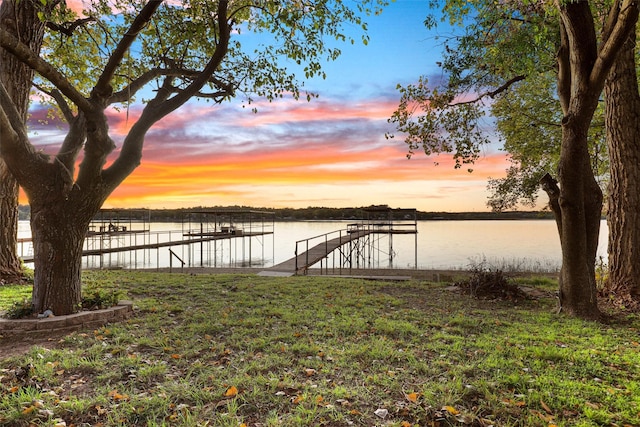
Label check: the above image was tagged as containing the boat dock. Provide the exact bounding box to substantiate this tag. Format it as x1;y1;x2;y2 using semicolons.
19;206;418;273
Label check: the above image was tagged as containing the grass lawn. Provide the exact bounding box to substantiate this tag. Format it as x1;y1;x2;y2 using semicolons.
1;271;639;426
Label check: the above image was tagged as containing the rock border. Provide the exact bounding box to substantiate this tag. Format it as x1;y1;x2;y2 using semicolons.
0;301;134;339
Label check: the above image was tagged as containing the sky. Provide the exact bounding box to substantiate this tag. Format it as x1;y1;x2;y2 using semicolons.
25;0;515;212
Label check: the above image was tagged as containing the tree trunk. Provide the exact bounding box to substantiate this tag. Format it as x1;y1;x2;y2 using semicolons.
604;31;640;302
547;0;638;320
556;116;603;319
0;0;47;282
0;166;21;281
30;200;89;314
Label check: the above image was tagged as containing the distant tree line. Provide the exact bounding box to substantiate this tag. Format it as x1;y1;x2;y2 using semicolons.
17;204;555;222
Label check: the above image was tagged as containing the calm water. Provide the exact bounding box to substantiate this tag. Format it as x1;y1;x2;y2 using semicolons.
18;219;609;271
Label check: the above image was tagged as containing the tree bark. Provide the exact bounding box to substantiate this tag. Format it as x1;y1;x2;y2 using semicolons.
604;30;640;302
0;0;46;282
549;0;638;320
556;116;603;319
30;201;87;314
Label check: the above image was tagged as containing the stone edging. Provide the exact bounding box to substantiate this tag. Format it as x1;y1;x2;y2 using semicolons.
0;301;134;339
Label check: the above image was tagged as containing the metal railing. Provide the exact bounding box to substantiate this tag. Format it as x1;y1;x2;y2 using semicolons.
294;224;366;274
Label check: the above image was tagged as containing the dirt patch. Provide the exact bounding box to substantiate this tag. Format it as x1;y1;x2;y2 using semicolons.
0;332;65;359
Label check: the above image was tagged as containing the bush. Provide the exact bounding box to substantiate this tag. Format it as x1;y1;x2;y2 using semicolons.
456;267;528;301
4;298;34;319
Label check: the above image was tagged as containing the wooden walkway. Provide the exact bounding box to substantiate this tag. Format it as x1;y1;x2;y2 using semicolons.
267;230;371;274
20;231;272;263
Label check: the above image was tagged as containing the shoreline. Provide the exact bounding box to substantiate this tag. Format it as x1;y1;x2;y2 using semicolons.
147;266;559;280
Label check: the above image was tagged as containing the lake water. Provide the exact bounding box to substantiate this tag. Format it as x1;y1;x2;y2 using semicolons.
18;219;609;272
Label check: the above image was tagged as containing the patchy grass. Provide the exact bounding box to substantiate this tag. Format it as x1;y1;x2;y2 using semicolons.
0;284;32;310
1;271;639;426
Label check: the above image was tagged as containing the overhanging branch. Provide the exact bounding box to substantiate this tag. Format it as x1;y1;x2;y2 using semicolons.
45;17;96;36
450;75;525;106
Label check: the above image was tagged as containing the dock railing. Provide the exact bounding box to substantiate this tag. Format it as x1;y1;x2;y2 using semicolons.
294;224;367;274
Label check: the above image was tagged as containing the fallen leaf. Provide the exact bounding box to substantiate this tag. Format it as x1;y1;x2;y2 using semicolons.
401;422;412;427
224;386;238;397
406;392;419;403
108;389;130;401
292;395;304;404
531;410;554;423
443;405;459;415
22;405;36;415
305;368;316;377
540;399;552;414
171;354;181;359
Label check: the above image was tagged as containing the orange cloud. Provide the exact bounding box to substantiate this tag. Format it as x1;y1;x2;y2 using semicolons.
103;140;510;210
25;90;512;212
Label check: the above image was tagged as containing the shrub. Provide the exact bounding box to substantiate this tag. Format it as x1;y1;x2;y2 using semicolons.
456;267;528;301
4;298;34;319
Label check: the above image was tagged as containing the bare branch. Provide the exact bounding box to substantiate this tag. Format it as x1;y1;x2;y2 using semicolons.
0;80;46;173
451;75;525;106
45;16;96;36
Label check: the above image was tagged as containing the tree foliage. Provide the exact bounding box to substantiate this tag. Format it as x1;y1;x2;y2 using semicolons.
0;0;385;314
387;1;611;211
389;0;639;319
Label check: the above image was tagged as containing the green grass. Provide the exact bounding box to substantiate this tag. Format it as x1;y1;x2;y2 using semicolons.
0;284;32;310
1;271;639;426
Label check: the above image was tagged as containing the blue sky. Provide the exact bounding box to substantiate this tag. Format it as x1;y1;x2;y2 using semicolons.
27;0;513;212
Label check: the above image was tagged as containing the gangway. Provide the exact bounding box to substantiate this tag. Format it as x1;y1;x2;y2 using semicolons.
268;228;371;274
267;206;418;275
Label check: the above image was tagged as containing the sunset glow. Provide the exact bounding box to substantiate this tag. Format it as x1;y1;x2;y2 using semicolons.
22;1;517;212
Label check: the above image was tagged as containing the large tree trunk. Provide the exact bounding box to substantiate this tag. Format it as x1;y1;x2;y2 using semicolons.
30;199;91;314
556;116;603;319
547;1;638;320
604;31;640;303
0;0;47;282
0;167;21;281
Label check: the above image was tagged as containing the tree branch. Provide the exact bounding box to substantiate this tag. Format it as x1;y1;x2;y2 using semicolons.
0;80;47;176
33;83;75;123
92;0;163;102
56;112;86;174
592;0;638;88
103;0;232;187
556;21;570;115
108;67;234;104
45;17;96;36
451;75;525;106
0;26;92;112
